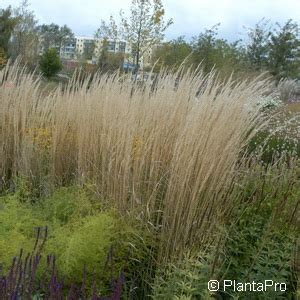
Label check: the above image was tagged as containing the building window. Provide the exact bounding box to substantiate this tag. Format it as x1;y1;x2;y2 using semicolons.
108;41;116;52
119;42;126;53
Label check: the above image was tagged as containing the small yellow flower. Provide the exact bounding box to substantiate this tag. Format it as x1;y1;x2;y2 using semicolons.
132;135;143;160
24;127;53;151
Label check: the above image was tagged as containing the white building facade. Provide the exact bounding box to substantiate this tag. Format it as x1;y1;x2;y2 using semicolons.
41;35;154;70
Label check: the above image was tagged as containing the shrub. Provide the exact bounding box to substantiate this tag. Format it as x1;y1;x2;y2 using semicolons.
0;185;151;294
0;195;45;270
218;158;300;299
277;78;299;102
247;130;300;164
41;186;96;225
0;228;124;299
152;252;214;299
256;94;283;110
39;48;62;78
221;213;297;299
45;213;117;287
247;106;300;164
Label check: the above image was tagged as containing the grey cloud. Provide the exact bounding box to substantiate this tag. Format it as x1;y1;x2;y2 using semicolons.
1;0;299;40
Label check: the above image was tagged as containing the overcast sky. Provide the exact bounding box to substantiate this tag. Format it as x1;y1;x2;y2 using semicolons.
1;0;299;41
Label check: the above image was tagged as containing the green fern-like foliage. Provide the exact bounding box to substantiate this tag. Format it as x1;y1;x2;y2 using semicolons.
0;184;150;294
0;195;45;270
41;186;96;225
45;214;116;286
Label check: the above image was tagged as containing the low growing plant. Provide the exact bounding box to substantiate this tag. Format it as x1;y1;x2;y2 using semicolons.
0;185;153;297
219;159;300;299
0;227;124;299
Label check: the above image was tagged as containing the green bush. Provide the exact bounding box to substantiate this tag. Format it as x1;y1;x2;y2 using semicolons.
0;195;44;269
221;211;297;299
41;186;96;225
151;252;214;299
0;185;152;294
178;155;299;299
39;48;62;78
219;163;299;299
45;213;116;287
247;130;300;164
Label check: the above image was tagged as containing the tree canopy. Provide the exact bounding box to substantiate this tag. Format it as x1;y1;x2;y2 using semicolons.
36;23;74;53
39;48;62;78
96;0;173;72
0;6;18;54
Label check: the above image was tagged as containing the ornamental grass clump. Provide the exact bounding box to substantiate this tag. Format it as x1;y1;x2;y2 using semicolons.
1;62;272;259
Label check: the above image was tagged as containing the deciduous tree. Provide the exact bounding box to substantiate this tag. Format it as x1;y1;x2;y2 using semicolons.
152;36;192;70
268;19;300;79
8;0;39;68
97;0;172;72
0;6;18;54
120;0;173;72
36;23;73;54
246;19;271;70
191;24;244;75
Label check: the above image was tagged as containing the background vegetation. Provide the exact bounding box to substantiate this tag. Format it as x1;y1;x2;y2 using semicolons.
1;1;300;81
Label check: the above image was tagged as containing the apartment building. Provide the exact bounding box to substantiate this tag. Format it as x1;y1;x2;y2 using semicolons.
75;36;95;58
42;35;154;70
38;36;76;60
57;36;131;64
60;38;76;59
94;39;132;55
